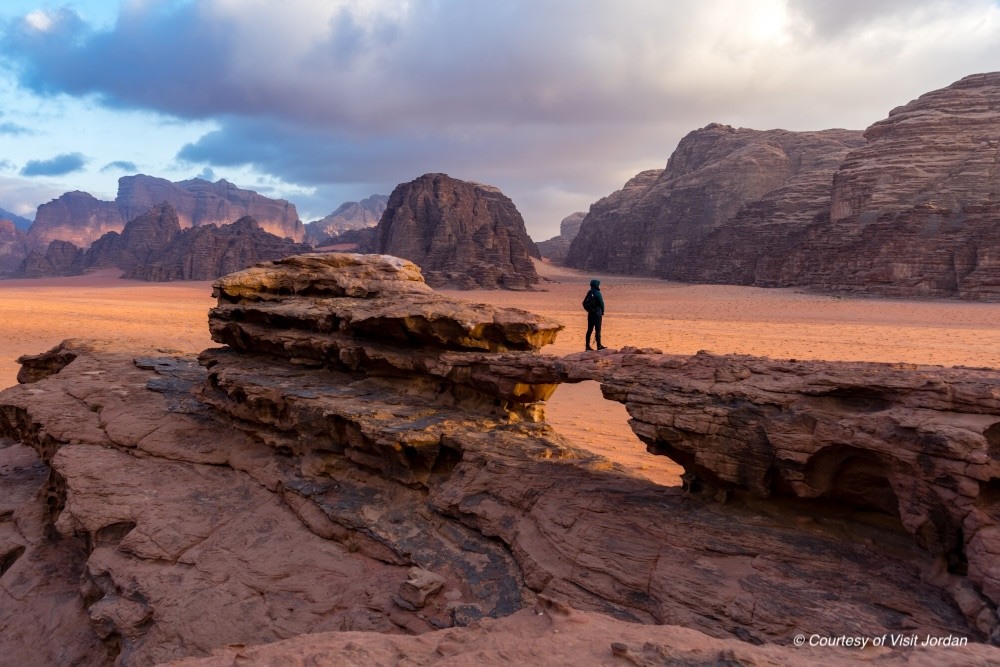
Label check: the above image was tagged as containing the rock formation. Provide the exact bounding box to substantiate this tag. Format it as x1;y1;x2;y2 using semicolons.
569;73;1000;300
2;252;999;664
566;126;864;274
26;191;123;251
0;219;29;273
535;212;585;265
375;173;541;289
27;175;304;251
16;204;309;281
304;194;389;245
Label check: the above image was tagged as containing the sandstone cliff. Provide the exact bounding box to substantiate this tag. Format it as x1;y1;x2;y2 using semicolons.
565;126;864;274
535;211;585;265
375;173;540;289
17;204;309;281
26;175;304;251
1;253;998;664
0;206;32;230
304;194;388;245
570;73;1000;300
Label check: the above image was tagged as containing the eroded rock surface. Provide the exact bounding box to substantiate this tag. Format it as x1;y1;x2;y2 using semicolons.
26;175;304;251
1;253;998;665
375;173;541;289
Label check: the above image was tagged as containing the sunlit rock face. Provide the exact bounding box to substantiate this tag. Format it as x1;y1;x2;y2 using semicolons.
565;126;863;275
304;194;389;245
569;74;1000;300
1;253;999;665
26;175;305;251
375;173;541;290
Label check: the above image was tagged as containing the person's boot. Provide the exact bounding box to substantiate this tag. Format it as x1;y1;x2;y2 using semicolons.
597;344;607;350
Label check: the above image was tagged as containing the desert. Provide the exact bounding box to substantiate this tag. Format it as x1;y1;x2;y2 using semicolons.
6;260;1000;487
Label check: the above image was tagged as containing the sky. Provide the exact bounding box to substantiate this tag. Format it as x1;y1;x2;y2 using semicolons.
1;1;999;240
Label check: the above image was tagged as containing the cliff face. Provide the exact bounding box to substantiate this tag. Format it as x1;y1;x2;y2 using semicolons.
304;194;389;245
535;212;585;265
126;216;311;281
569;73;1000;299
566;126;864;274
18;204;308;281
26;176;304;251
27;191;123;251
118;176;304;242
779;72;1000;299
375;173;540;289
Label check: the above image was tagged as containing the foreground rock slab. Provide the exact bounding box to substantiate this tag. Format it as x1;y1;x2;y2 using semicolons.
1;253;998;665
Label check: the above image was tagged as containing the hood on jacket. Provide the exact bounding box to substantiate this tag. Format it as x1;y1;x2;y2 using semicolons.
589;279;601;289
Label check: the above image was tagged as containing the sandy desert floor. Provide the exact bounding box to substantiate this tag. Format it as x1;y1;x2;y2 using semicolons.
3;261;1000;487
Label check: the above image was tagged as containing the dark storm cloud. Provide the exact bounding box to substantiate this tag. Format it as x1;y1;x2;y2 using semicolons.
101;160;138;172
20;152;87;176
4;0;999;235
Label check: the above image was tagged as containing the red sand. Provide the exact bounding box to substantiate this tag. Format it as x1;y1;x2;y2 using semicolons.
3;261;999;485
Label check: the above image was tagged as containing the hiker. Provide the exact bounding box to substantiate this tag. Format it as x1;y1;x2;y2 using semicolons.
583;279;607;350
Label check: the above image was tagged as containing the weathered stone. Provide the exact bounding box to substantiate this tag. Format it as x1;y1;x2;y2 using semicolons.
2;253;999;664
305;194;388;245
375;173;540;289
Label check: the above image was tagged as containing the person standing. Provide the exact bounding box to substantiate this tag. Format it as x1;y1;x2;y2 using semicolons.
583;279;607;351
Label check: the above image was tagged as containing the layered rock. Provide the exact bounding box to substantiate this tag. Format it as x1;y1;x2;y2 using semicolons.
776;72;1000;298
566;126;864;274
375;173;541;289
1;254;999;664
17;204;309;281
304;194;389;245
535;211;585;265
27;175;304;250
26;191;122;251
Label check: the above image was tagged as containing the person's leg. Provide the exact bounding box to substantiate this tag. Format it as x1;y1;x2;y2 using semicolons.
595;314;604;348
586;312;596;350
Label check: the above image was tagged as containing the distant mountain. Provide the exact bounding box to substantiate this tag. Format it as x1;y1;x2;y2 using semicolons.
304;194;388;245
27;175;304;251
0;206;32;230
0;220;29;273
18;203;309;281
535;212;585;265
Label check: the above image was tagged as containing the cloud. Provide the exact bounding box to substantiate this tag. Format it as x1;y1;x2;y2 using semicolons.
3;0;1000;237
195;166;216;181
0;175;64;217
101;159;138;172
20;152;87;176
0;121;32;136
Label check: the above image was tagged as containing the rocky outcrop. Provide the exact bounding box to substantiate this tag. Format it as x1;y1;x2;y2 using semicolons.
0;219;29;273
26;191;123;251
570;74;1000;300
304;194;388;245
566;126;864;274
17;204;309;281
773;72;1000;298
375;173;541;289
1;253;998;664
26;176;304;251
535;212;585;265
124;216;311;281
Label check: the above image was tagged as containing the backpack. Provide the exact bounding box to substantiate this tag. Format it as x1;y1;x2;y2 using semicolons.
582;290;596;312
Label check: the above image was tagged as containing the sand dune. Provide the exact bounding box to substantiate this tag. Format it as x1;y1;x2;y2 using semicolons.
3;260;999;486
